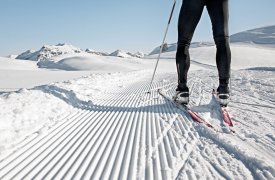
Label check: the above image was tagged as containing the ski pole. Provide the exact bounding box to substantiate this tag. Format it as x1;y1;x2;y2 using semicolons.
147;0;176;94
230;68;232;95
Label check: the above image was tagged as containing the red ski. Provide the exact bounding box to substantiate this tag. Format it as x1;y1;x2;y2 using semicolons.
158;89;219;132
212;90;235;132
221;107;233;127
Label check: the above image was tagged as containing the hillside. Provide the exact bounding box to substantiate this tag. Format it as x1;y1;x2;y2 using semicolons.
230;25;275;47
149;25;275;56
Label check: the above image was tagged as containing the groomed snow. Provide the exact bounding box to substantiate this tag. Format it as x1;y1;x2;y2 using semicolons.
1;68;274;179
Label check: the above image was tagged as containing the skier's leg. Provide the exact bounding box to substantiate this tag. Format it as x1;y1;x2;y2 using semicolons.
177;0;205;90
206;0;231;88
207;0;231;106
175;0;205;104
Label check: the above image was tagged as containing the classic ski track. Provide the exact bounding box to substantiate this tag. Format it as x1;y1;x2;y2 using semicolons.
0;73;199;180
0;72;274;180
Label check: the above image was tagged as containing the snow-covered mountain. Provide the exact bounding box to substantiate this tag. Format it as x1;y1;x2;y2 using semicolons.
109;50;131;58
85;49;109;56
16;44;144;62
16;43;82;61
126;51;145;58
230;25;275;46
16;49;37;61
109;50;144;58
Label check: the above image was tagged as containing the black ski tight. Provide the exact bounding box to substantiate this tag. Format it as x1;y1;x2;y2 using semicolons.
176;0;231;88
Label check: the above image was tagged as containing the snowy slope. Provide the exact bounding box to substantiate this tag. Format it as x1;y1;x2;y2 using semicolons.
0;57;94;91
38;53;149;71
0;57;38;70
148;44;275;70
149;25;275;56
231;25;275;47
149;42;214;55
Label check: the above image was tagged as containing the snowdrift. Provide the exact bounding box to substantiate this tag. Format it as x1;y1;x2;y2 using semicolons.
37;54;142;71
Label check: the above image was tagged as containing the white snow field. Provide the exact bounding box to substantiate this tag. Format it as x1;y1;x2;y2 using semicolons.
0;27;275;179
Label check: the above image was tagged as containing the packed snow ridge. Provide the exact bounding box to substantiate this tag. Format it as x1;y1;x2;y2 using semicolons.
16;44;144;61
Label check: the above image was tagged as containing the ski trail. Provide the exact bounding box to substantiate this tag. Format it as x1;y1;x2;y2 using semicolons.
0;71;274;180
0;73;197;179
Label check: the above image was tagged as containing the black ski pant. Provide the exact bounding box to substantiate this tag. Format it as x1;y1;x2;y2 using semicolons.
176;0;231;89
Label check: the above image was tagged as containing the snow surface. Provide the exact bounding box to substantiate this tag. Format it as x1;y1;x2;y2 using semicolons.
0;57;94;91
0;26;275;179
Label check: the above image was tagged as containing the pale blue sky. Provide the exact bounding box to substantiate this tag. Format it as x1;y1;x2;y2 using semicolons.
0;0;274;56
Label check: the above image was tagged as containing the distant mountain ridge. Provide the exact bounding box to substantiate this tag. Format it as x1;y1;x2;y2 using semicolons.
109;50;144;58
16;44;144;61
16;44;82;61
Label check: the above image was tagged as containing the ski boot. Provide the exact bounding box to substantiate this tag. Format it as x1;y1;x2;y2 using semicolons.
217;84;230;107
173;86;189;105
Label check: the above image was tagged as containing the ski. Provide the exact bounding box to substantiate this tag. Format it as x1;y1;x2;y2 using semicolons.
158;89;219;132
212;90;235;133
